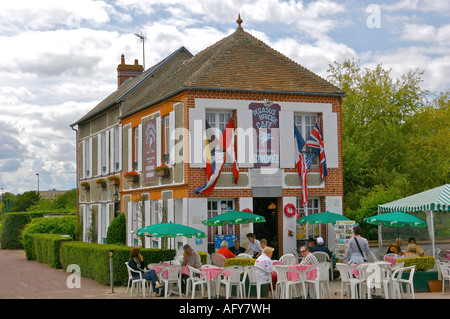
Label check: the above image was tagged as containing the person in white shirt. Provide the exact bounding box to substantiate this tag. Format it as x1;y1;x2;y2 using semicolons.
254;246;275;282
244;233;263;258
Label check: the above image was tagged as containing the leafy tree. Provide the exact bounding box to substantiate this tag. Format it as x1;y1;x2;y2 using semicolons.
11;191;39;212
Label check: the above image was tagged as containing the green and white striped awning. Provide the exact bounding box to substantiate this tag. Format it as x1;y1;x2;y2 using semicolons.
379;184;450;213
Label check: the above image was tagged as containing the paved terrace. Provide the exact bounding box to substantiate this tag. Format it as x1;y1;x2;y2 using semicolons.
1;249;448;300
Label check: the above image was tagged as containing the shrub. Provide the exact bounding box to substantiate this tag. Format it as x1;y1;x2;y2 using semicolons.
197;251;208;265
22;216;77;260
25;234;72;268
1;213;32;249
397;256;435;272
105;214;126;245
225;258;256;267
60;242;176;285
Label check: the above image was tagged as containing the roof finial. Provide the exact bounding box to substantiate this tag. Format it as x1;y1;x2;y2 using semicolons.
236;13;243;30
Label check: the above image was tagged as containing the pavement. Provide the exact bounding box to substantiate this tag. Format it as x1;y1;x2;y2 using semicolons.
1;249;449;300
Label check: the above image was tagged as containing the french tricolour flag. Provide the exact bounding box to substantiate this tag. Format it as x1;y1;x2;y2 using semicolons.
195;118;239;195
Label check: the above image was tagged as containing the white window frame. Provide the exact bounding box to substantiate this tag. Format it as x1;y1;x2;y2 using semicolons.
205;111;233;164
296;197;321;240
294;113;319;166
83;138;92;179
207;199;235;251
110;125;122;172
163;115;170;164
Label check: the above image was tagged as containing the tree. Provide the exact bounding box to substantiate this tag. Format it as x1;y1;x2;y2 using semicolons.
11;191;39;212
327;59;449;221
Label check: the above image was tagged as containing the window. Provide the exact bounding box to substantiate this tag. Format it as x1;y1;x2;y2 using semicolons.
206;111;233;164
294;113;319;165
296;197;321;239
111;125;121;172
133;126;140;171
163;115;170;164
207;199;234;253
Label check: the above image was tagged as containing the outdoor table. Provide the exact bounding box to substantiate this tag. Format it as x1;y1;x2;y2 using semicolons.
201;266;231;298
286;264;317;281
384;255;397;266
273;260;282;265
149;264;190;278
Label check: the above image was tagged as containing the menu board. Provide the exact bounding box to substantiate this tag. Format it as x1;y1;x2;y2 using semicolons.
334;220;356;262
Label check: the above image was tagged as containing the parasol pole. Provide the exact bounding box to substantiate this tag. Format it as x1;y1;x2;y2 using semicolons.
377;206;382;258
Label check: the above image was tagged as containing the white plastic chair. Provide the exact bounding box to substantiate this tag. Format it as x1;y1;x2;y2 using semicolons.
302;264;321;299
185;266;211;299
438;261;450;294
365;263;391;299
312;251;334;280
273;265;304;299
279;253;298;265
211;253;226;267
218;266;244;299
243;266;274;299
125;262;149;297
391;265;416;299
160;265;183;298
335;263;365;299
316;262;331;298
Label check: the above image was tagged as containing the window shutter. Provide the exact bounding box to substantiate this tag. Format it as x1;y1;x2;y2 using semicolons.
88;137;93;178
137;124;143;172
118;125;123;171
97;133;102;176
236;109;254;168
169;110;176;165
127;126;132;172
279;111;295;168
110;128;115;173
127;202;133;246
189;108;205;168
81;140;85;179
105;130;110;175
156;116;162;167
322;112;339;168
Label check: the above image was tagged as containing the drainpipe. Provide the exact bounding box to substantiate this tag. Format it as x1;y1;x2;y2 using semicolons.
70;124;80;240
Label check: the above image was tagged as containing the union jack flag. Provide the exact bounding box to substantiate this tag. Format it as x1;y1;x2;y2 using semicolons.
306;119;327;180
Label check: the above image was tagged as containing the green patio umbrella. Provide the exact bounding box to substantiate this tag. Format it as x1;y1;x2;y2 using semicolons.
136;222;207;238
296;211;352;225
202;210;266;226
364;212;427;249
363;211;427;228
136;222;207;263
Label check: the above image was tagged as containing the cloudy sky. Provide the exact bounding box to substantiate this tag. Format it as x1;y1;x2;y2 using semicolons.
0;0;449;195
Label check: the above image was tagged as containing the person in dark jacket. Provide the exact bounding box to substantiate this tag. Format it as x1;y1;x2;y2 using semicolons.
128;247;162;296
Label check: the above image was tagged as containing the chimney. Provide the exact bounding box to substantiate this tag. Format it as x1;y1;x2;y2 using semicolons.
117;54;144;88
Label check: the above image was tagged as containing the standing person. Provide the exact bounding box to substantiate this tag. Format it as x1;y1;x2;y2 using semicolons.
128;247;162;297
299;245;318;265
346;226;370;264
229;240;245;255
244;233;263;258
216;240;236;259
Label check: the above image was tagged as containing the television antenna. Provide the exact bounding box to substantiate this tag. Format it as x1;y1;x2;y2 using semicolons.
134;32;146;70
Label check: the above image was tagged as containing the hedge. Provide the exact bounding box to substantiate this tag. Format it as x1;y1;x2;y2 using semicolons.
396;256;435;272
225;258;257;267
1;212;44;249
60;242;176;285
24;233;73;268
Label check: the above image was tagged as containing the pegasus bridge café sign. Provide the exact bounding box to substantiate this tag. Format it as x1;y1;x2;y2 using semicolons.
249;102;280;168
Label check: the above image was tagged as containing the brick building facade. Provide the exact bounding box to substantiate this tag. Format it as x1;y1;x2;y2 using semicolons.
71;19;345;257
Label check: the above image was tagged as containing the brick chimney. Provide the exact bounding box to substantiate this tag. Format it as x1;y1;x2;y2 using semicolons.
117;54;144;88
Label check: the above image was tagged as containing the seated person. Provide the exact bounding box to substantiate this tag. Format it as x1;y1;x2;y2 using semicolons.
254;246;274;282
408;237;425;257
386;238;403;256
299;245;318;266
229;240;245;255
128;247;162;296
181;244;202;292
404;243;419;256
216;240;236;259
310;237;332;258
